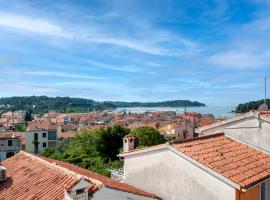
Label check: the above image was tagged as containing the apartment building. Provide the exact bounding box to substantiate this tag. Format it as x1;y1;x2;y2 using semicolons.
24;120;60;154
0;132;21;161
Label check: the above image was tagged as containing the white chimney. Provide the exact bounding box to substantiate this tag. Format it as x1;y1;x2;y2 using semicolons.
123;135;136;153
0;166;7;181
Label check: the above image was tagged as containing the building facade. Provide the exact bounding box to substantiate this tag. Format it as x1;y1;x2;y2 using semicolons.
0;133;21;161
24;120;60;154
120;133;270;200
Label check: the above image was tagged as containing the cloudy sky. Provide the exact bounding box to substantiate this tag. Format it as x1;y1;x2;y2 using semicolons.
0;0;269;106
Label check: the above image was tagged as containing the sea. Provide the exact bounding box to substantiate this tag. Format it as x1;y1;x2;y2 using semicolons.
114;105;236;118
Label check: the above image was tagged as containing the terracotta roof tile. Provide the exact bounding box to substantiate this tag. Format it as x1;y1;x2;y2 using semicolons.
0;152;83;200
170;133;270;189
26;120;58;132
40;156;162;199
0;151;161;200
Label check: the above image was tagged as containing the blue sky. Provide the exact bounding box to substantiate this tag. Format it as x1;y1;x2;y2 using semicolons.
0;0;269;106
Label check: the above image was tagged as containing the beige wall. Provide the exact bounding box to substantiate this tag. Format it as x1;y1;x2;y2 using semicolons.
124;148;235;200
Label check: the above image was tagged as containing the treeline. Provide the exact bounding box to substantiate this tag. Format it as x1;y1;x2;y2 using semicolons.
0;96;205;114
234;99;270;113
106;100;205;107
0;96;116;114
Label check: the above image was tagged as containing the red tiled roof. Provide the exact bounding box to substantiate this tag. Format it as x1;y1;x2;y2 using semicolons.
170;133;270;189
1;151;161;199
199;118;214;127
40;156;161;199
60;130;77;139
0;152;88;200
0;131;22;139
26;120;58;132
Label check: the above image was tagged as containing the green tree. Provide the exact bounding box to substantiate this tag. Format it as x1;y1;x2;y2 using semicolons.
24;108;33;122
15;124;25;132
131;126;165;147
42;125;129;177
96;124;130;160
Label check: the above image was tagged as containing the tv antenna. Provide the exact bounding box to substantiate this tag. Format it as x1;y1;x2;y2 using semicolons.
264;76;269;105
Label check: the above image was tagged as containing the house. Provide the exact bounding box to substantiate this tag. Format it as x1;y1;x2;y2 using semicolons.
196;110;270;153
199;117;214;127
0;132;21;161
24;119;61;154
119;133;270;200
159;121;194;139
0;151;161;200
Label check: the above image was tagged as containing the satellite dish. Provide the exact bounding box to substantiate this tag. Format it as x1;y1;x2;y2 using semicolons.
258;103;268;111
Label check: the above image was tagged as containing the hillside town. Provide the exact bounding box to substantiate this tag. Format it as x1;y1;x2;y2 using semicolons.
1;0;270;199
0;108;218;156
0;102;270;199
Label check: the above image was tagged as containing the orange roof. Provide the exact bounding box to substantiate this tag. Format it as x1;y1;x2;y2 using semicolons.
199;118;214;127
1;151;161;199
255;110;270;119
0;152;89;200
171;133;270;189
60;130;77;139
26;120;58;131
40;156;161;199
0;131;22;139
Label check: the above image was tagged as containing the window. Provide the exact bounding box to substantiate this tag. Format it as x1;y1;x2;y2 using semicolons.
8;140;12;146
42;133;46;138
76;188;85;196
6;152;14;158
34;133;38;140
48;131;57;140
42;142;47;148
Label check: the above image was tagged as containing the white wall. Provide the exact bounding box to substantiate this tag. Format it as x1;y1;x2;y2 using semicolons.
93;187;155;200
124;149;235;200
24;131;48;154
199;116;270;153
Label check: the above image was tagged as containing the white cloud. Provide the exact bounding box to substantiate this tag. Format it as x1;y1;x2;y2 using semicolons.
207;50;270;69
24;71;105;79
0;12;71;38
0;12;199;56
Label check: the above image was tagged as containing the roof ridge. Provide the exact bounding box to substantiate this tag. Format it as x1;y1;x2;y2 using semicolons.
169;132;224;145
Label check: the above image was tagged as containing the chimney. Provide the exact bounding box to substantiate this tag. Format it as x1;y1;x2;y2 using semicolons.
0;166;7;182
123;135;137;153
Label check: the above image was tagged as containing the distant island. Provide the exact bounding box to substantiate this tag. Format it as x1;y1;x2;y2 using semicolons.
0;96;205;114
106;100;205;108
234;99;270;113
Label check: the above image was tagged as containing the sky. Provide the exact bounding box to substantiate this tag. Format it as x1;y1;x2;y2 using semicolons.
0;0;270;106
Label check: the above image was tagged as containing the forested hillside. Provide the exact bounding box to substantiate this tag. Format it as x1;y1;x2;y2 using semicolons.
0;96;205;114
234;99;270;113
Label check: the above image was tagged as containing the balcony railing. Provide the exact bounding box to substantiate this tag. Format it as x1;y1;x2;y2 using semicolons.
110;168;124;182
